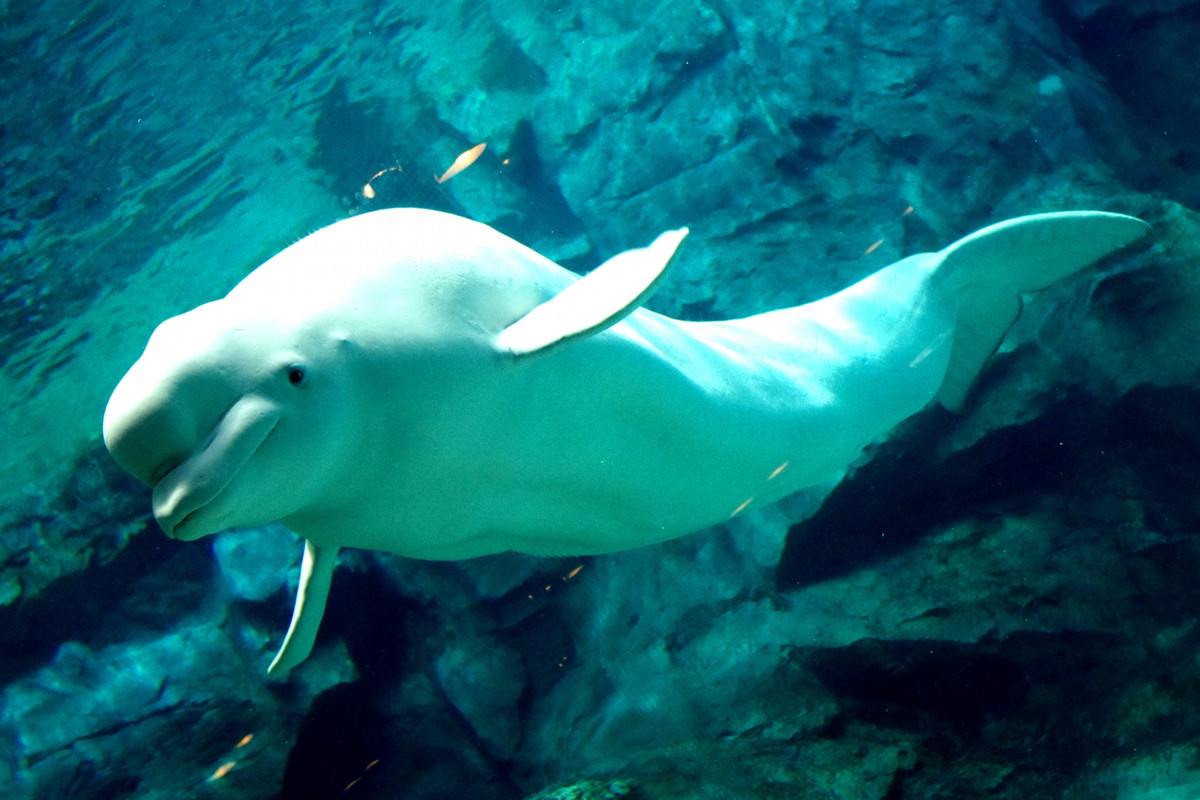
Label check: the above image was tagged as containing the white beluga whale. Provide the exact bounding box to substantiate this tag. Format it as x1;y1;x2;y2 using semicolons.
102;207;1148;676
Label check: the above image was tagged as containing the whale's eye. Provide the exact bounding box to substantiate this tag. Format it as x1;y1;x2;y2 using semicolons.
286;365;307;387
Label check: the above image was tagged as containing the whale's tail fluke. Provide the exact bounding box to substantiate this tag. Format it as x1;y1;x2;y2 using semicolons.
930;211;1150;411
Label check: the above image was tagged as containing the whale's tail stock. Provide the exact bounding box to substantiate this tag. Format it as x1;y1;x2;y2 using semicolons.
928;211;1151;411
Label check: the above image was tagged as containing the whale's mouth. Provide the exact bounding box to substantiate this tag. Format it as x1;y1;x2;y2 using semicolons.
167;506;203;540
149;457;183;488
152;395;282;540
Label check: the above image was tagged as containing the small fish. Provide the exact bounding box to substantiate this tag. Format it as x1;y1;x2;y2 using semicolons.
864;238;884;256
362;165;403;199
343;758;382;792
909;330;950;368
236;733;254;748
903;205;914;215
768;462;789;480
729;497;753;517
563;565;583;581
436;143;486;183
909;345;935;368
209;761;236;781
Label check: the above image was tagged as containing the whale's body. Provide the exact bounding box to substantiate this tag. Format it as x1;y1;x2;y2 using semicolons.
102;208;1148;675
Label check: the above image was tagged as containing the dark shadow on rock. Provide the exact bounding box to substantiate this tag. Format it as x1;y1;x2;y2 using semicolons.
805;629;1144;797
279;681;393;799
489;118;586;257
0;528;203;683
309;78;465;214
776;394;1101;590
1045;0;1200;205
777;383;1200;591
320;560;419;685
279;563;523;799
493;585;575;701
0;443;206;683
810;638;1030;733
1102;383;1200;533
1087;265;1187;343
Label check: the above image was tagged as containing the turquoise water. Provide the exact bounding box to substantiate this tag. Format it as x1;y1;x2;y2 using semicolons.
3;1;1200;798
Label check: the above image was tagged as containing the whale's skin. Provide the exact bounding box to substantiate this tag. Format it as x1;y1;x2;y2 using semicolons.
101;208;1149;674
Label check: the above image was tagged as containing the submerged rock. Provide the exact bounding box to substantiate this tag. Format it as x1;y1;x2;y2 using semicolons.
435;633;527;759
525;778;635;800
0;612;354;799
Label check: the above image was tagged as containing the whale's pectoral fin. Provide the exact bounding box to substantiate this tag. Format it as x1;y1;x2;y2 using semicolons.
267;540;340;678
931;211;1150;411
496;227;689;358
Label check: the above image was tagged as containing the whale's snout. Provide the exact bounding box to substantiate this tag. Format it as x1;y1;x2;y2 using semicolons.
103;366;200;488
150;394;282;540
105;346;284;540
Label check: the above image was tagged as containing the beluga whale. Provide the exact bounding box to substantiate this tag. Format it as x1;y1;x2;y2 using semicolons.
102;207;1148;676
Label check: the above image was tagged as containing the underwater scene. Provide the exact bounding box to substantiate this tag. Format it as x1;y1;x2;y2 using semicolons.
6;0;1200;798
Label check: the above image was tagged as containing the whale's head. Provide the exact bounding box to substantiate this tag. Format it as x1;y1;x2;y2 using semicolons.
103;299;360;542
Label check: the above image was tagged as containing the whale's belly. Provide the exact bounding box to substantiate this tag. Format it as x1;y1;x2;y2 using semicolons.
304;272;954;560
